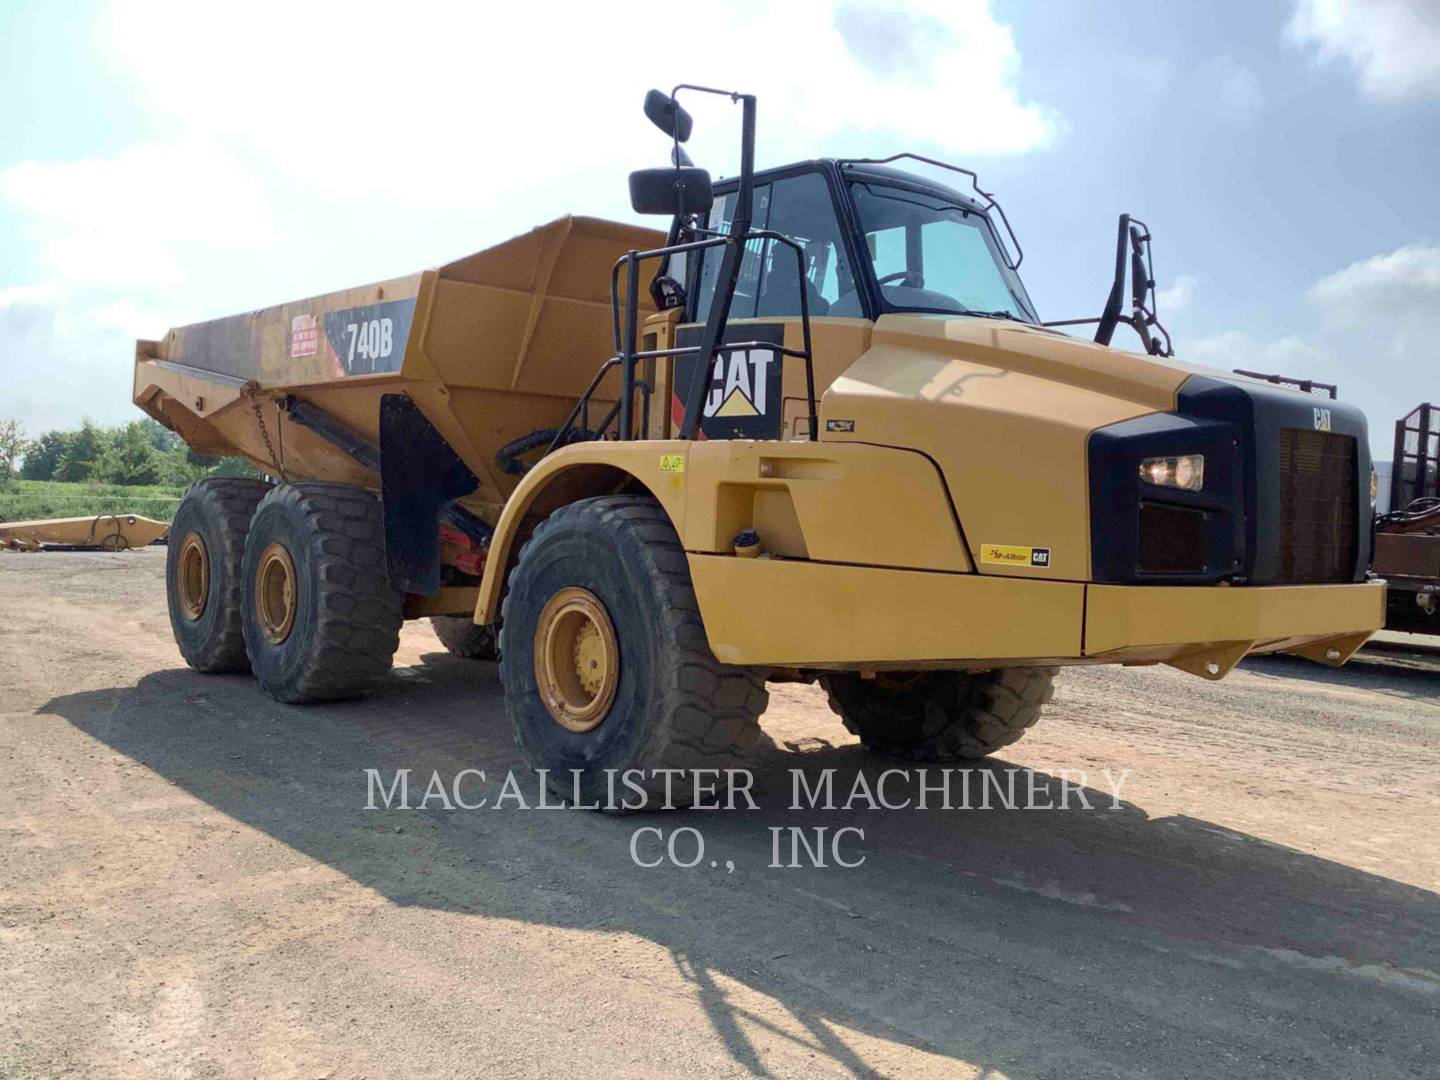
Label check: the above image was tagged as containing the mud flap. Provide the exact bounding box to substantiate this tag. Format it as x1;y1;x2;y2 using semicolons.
379;394;478;594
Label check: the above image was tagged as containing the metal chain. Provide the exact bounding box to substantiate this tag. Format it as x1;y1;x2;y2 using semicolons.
243;383;287;482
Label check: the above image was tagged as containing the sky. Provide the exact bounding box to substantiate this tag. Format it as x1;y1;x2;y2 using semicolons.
1;0;1437;458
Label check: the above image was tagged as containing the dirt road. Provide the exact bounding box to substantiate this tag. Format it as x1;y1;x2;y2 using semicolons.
3;549;1438;1078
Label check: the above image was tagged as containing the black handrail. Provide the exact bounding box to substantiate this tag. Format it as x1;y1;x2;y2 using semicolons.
551;226;818;453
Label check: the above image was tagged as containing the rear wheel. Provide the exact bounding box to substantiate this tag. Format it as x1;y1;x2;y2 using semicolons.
241;483;402;703
165;477;271;673
430;616;499;660
821;667;1057;761
499;496;768;808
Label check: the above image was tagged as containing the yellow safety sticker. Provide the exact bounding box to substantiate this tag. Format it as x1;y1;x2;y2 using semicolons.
659;454;686;475
980;543;1051;569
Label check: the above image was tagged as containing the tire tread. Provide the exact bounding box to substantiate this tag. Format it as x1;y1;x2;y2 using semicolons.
499;496;767;803
823;666;1057;761
245;482;402;703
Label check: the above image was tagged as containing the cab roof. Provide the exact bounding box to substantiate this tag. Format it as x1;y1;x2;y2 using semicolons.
712;158;988;217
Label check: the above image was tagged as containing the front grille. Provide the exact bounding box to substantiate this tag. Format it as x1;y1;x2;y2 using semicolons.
1276;428;1357;582
1138;502;1207;574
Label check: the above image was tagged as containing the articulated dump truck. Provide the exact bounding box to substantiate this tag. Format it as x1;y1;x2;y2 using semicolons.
134;87;1383;806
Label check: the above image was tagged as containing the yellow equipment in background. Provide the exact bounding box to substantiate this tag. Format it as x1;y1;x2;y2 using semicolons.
131;86;1383;807
0;514;169;552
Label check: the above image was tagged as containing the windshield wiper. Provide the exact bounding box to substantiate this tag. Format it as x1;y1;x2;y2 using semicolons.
962;309;1020;321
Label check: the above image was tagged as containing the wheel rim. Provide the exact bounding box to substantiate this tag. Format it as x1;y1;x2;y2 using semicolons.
534;587;619;732
177;532;209;621
255;541;298;644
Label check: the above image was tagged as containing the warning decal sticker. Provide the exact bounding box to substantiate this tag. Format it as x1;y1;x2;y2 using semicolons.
289;314;318;358
672;322;785;440
980;544;1051;569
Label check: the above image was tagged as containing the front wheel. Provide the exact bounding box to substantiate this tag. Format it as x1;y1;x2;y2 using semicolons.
499;496;768;808
821;667;1057;761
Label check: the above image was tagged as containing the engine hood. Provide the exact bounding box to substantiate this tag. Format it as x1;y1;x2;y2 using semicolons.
816;313;1349;583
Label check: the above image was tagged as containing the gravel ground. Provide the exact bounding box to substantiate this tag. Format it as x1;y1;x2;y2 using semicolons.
2;548;1438;1079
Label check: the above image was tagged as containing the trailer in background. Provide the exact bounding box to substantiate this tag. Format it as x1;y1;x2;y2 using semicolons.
1375;403;1440;634
1389;403;1440;512
0;514;168;551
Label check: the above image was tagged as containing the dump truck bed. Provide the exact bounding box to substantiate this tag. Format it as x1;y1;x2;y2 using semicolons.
134;215;663;514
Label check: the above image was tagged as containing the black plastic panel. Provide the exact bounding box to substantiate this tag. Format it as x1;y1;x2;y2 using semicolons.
1088;375;1373;586
1177;375;1371;585
1087;410;1244;584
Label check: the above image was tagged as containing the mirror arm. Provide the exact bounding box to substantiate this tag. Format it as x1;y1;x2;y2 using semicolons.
677;91;757;441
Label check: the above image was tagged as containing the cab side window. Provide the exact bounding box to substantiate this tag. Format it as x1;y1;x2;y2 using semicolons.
693;172;856;322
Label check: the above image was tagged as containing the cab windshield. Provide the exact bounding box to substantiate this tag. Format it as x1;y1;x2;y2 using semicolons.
849;181;1037;323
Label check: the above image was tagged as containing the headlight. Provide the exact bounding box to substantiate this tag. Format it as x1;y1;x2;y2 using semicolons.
1139;454;1204;492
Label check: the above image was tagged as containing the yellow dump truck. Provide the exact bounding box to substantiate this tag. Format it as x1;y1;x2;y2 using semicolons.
134;87;1383;804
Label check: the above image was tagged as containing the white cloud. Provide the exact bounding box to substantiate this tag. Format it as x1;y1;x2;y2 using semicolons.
0;140;274;287
1286;0;1440;101
1201;56;1265;120
105;0;1060;204
1186;330;1334;379
92;298;181;340
0;287;140;435
1184;242;1440;453
1308;243;1440;324
1156;274;1198;312
4;0;1060;436
0;283;59;331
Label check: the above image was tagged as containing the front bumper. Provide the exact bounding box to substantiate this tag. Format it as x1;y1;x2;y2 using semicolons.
687;554;1385;676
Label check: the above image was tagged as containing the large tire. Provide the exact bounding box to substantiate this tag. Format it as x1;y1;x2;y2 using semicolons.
430;616;499;660
240;483;403;704
499;496;768;808
821;667;1057;761
166;477;272;673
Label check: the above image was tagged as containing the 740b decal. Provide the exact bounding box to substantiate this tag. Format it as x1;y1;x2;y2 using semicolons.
322;297;417;376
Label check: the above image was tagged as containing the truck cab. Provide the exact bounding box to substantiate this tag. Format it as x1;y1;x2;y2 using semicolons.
655;158;1038;443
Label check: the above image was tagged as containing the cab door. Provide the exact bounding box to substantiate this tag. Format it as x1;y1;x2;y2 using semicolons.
670;167;874;441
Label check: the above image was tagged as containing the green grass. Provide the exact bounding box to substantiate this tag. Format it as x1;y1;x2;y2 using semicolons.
0;479;186;524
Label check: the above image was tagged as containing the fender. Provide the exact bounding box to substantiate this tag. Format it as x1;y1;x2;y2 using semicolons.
474;441;691;625
473;439;972;626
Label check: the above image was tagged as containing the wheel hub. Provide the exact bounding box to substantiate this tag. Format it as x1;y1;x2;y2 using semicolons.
534;587;619;733
177;532;209;621
872;671;931;694
255;541;298;644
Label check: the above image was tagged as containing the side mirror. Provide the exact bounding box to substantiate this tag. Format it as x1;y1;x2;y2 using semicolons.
629;167;712;216
1128;224;1151;309
643;89;693;143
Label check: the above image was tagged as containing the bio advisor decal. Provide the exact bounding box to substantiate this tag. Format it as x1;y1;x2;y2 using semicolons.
981;543;1051;569
673;323;785;440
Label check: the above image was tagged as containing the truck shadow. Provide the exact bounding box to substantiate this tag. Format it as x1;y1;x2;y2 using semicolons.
39;659;1440;1079
1240;648;1440;703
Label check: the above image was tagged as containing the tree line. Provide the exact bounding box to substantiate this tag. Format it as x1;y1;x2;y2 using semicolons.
0;416;257;486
